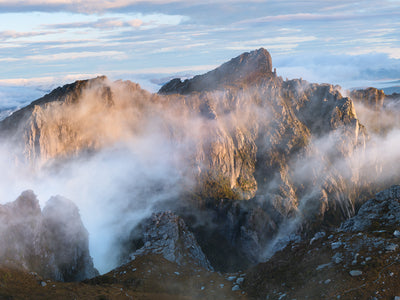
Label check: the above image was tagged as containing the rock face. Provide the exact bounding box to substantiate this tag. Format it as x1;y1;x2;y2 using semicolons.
159;49;368;227
130;212;213;271
0;191;98;281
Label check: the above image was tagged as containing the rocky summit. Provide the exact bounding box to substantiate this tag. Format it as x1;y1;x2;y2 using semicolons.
0;48;399;299
159;48;274;94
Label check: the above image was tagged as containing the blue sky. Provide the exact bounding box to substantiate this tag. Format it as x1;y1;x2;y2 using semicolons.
0;0;400;96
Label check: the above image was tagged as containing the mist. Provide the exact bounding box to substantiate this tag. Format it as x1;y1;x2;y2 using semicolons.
0;77;269;274
0;79;190;273
1;75;399;276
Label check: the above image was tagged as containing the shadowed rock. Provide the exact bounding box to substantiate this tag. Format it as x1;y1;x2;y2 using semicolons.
131;211;213;271
341;185;400;232
0;191;98;281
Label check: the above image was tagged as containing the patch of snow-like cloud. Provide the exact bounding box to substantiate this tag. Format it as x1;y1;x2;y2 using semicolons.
0;85;46;120
273;52;400;89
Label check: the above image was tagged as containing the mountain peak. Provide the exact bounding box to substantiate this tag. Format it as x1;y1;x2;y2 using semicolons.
159;48;274;94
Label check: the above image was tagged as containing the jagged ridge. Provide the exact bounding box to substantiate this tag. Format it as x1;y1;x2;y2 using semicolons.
0;48;383;271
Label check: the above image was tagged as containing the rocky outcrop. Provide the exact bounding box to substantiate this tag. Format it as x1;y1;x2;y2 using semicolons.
0;191;98;281
350;87;385;109
350;87;400;135
41;196;99;281
130;211;213;271
341;185;400;232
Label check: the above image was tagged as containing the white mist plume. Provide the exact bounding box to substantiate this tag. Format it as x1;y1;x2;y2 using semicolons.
0;77;268;273
1;74;399;274
0;79;187;273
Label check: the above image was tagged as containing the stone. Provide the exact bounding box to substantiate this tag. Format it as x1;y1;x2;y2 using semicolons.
310;231;326;245
316;263;331;270
349;270;362;276
232;285;241;291
331;242;342;250
386;244;398;251
236;277;245;285
332;253;343;264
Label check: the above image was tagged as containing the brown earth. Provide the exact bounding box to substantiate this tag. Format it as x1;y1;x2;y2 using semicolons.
0;254;246;300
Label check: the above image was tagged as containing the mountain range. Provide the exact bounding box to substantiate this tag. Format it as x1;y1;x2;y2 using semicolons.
0;48;399;299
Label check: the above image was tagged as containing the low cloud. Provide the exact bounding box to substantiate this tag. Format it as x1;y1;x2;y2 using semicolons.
273;53;400;89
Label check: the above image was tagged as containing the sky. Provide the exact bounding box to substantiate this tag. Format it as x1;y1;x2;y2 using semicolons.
0;0;400;102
